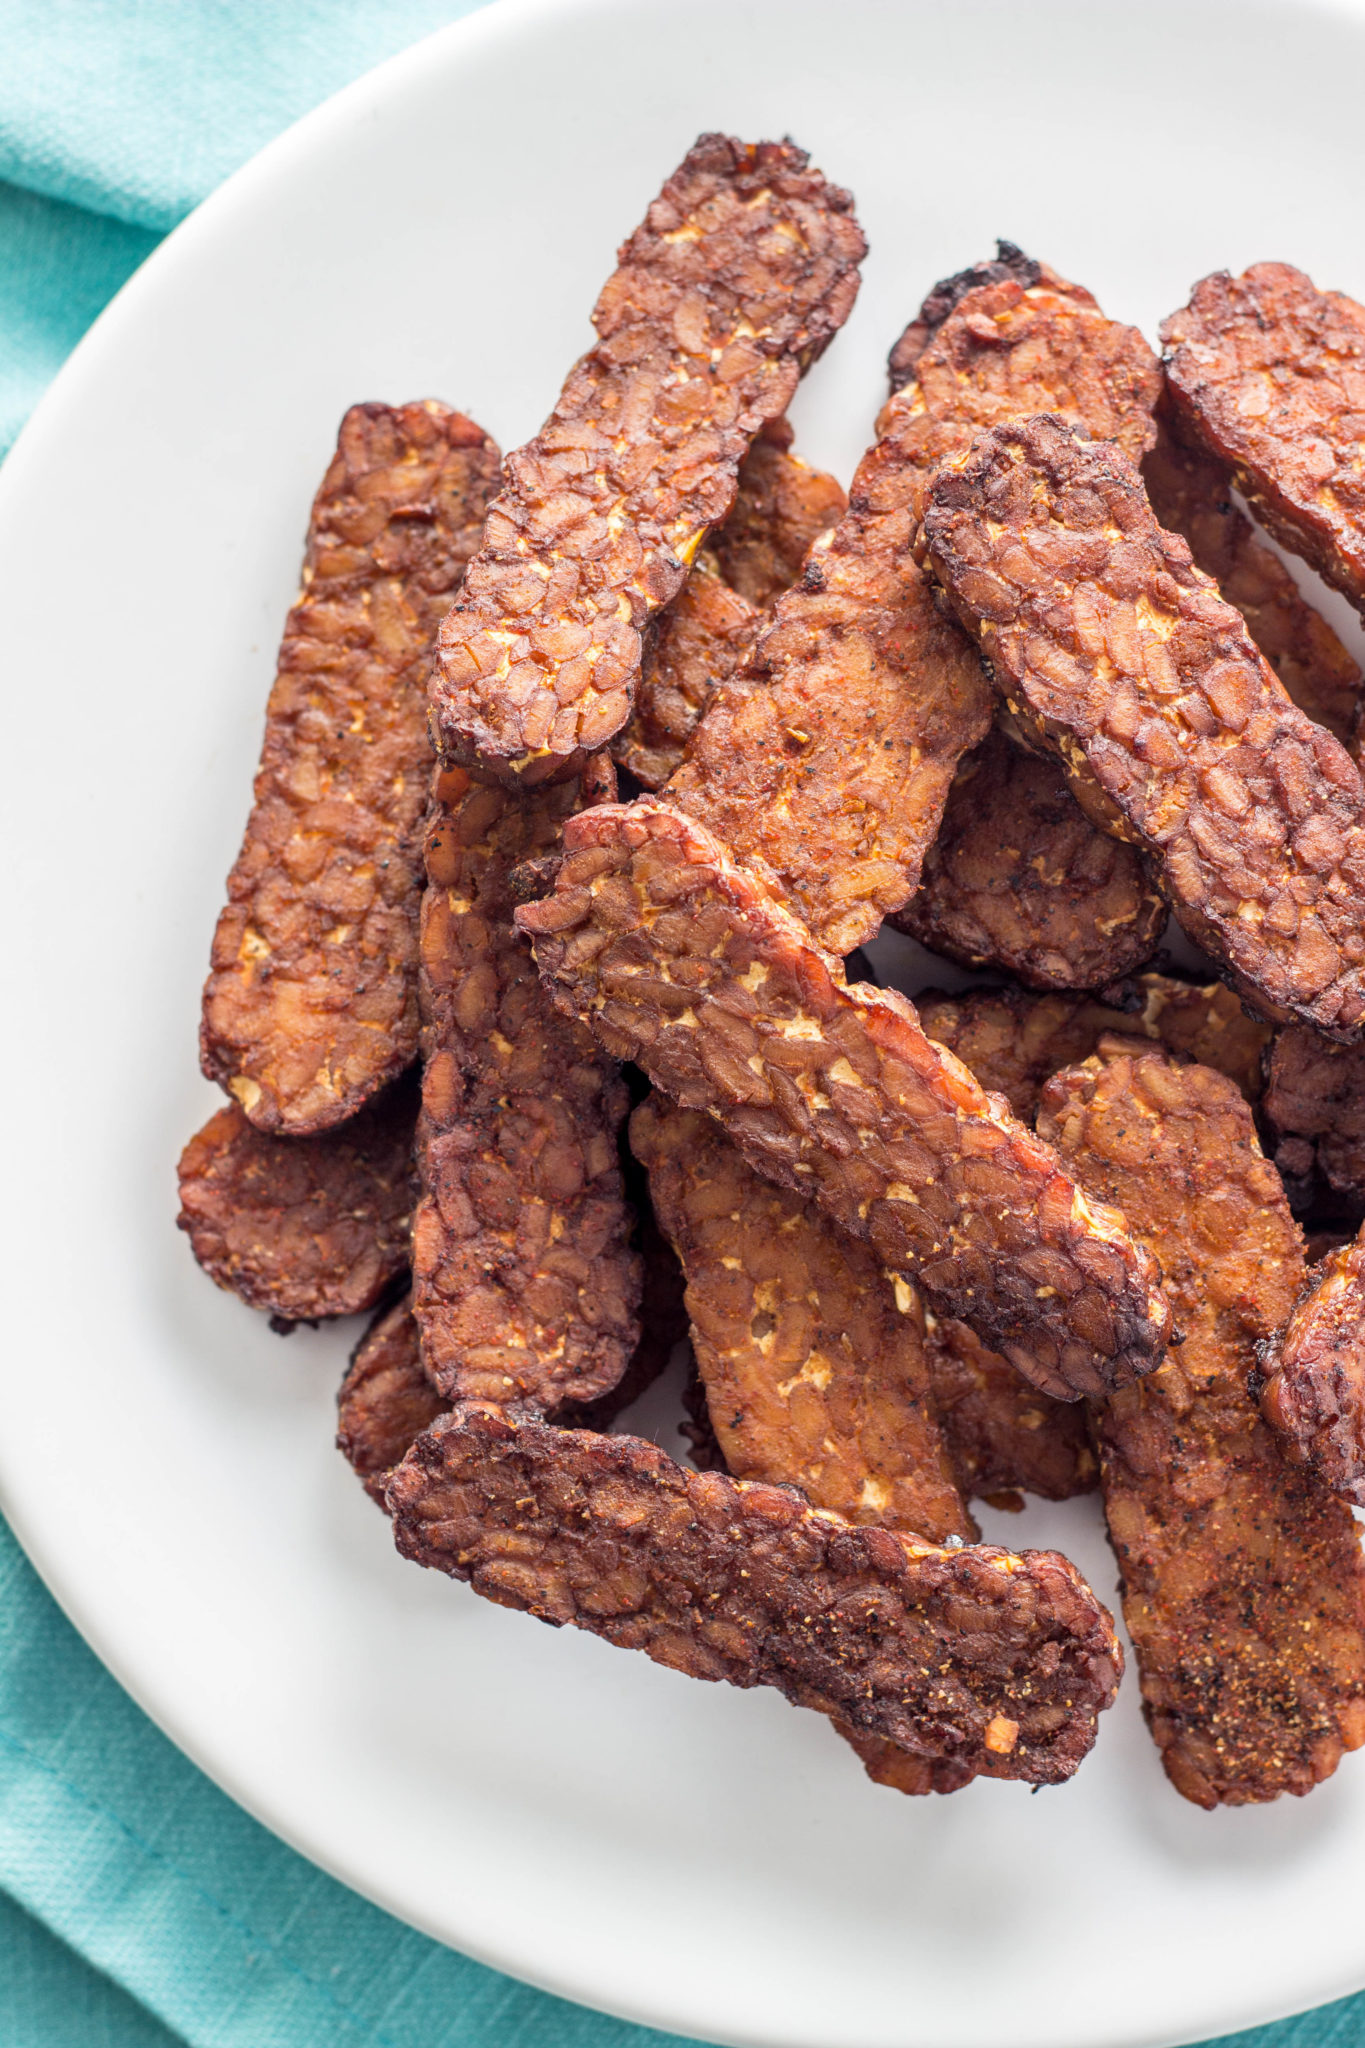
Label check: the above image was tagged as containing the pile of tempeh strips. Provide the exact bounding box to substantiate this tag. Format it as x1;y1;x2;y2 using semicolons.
179;135;1365;1809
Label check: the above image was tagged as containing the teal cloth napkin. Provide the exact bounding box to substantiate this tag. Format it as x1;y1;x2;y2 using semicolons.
1;6;1364;2045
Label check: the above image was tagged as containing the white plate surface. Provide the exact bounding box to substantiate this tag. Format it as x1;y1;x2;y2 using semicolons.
6;2;1365;2043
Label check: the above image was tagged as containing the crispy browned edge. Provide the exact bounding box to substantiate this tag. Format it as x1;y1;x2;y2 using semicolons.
1161;262;1365;618
431;135;865;785
413;760;641;1414
515;796;1171;1400
891;727;1165;991
1038;1040;1365;1806
201;402;501;1134
921;412;1365;1040
1258;1227;1365;1505
389;1409;1123;1785
177;1069;419;1323
631;1093;973;1542
1143;405;1362;745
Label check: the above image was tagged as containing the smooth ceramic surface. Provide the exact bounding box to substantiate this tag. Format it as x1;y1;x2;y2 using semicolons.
5;2;1365;2043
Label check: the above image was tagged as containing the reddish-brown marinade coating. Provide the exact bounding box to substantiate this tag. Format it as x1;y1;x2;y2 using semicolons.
390;1409;1123;1784
1143;411;1362;744
176;1071;418;1322
1038;1041;1365;1807
1161;263;1365;618
708;423;848;607
1263;1025;1365;1211
201;402;501;1134
922;414;1365;1039
611;560;759;791
516;798;1171;1401
338;1294;450;1507
892;727;1165;991
1258;1229;1365;1504
917;977;1271;1125
430;135;865;787
414;762;640;1414
631;1094;973;1542
926;1313;1098;1507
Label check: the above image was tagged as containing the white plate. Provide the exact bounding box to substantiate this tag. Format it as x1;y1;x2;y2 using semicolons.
6;1;1365;2042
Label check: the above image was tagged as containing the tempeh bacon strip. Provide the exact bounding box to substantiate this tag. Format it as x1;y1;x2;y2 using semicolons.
1161;263;1365;620
177;1070;418;1323
1258;1228;1365;1504
1038;1040;1365;1807
201;402;501;1134
515;797;1170;1401
414;761;641;1414
430;135;865;786
388;1409;1123;1786
921;413;1365;1038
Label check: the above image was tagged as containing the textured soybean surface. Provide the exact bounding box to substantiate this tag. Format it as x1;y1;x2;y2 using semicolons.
431;134;865;784
926;1312;1098;1508
893;726;1164;991
516;798;1170;1401
415;765;641;1415
922;414;1365;1038
918;977;1271;1124
338;1294;450;1507
389;1411;1122;1785
201;402;501;1134
1259;1229;1365;1505
886;241;1054;392
1264;1024;1365;1213
632;1094;973;1542
1039;1043;1365;1807
1143;407;1361;744
176;1071;418;1322
1162;263;1365;618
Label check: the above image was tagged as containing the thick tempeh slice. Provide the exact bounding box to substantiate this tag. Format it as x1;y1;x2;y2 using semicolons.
892;727;1164;991
917;977;1271;1123
515;798;1171;1400
1258;1230;1365;1503
631;1094;973;1542
431;136;865;786
415;763;640;1413
1263;1025;1365;1212
1143;409;1362;744
338;1294;450;1507
1038;1041;1365;1807
922;414;1365;1038
1161;263;1365;618
201;402;501;1134
925;1313;1098;1508
176;1071;418;1322
389;1410;1123;1785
